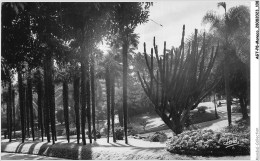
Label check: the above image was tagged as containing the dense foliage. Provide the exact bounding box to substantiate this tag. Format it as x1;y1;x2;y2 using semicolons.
166;129;250;156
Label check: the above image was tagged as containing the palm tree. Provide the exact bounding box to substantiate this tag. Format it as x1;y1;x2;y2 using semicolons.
27;69;35;141
106;31;139;143
18;70;26;143
8;79;13;142
202;2;250;125
73;72;81;144
90;49;103;141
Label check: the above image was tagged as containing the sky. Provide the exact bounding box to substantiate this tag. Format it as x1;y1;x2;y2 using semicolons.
133;1;250;53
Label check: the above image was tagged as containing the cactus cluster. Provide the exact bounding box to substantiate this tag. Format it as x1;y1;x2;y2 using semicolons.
137;25;220;134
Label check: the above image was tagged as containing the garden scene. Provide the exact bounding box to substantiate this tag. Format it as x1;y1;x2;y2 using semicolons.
1;1;250;160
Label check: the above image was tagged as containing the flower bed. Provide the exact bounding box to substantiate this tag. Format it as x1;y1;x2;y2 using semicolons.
166;129;250;156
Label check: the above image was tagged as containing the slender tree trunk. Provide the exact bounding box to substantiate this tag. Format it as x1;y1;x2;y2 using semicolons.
43;53;56;143
25;88;30;138
18;70;25;143
118;107;123;127
105;67;111;143
81;62;87;145
86;56;92;143
213;93;218;118
111;76;116;142
37;73;44;142
49;57;56;144
12;89;16;138
96;79;102;131
50;82;57;142
63;80;70;143
8;79;12;142
73;75;81;144
6;100;9;139
239;96;249;119
224;54;232;126
44;55;51;143
28;69;35;141
90;59;96;141
122;40;128;144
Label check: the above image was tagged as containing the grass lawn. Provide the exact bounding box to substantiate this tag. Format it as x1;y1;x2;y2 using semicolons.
129;109;219;135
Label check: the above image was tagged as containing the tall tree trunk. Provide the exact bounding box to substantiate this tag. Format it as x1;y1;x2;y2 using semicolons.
90;59;96;141
63;80;70;143
81;62;87;145
105;67;111;143
50;82;57;142
96;79;102;131
25;88;30;138
37;73;44;142
224;54;232;126
8;79;12;142
18;70;25;143
12;89;16;138
239;96;249;119
49;57;56;144
122;40;128;144
27;69;35;141
213;93;218;118
111;76;116;142
73;75;81;144
44;55;51;143
6;99;9;140
86;57;92;143
118;107;123;127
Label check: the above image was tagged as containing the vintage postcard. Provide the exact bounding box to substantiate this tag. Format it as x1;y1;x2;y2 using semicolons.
1;1;259;160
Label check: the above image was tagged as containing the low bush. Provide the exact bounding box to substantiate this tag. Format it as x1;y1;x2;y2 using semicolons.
115;127;124;140
197;106;207;113
166;129;250;156
149;132;167;142
191;112;217;124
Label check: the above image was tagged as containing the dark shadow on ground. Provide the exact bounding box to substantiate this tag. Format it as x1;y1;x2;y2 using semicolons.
1;152;66;160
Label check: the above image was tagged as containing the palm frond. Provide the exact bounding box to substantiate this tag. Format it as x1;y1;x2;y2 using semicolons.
128;33;140;48
202;11;222;29
217;2;226;12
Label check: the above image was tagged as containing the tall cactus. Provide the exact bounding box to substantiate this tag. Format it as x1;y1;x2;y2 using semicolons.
137;25;220;134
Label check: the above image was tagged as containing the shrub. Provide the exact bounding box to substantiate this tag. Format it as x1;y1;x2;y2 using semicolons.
166;129;250;156
197;106;207;113
115;127;124;140
149;132;167;142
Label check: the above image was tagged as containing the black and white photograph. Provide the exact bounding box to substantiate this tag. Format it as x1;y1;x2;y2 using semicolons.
1;1;259;160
